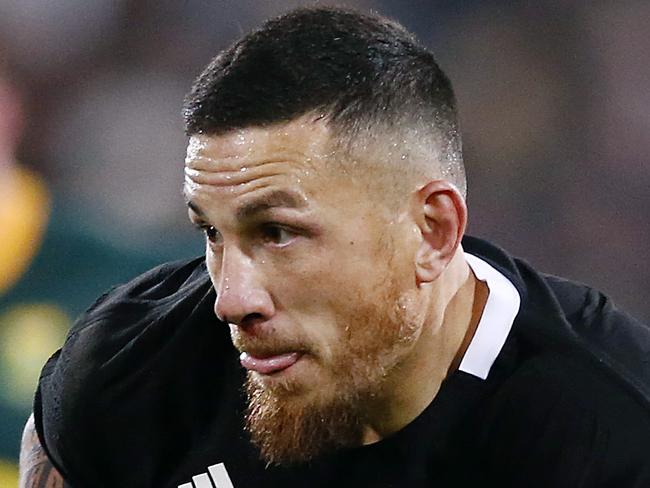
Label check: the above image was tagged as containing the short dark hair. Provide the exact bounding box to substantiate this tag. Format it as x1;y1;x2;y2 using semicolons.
183;6;465;195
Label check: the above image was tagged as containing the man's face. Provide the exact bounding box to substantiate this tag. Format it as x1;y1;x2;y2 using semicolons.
183;117;423;463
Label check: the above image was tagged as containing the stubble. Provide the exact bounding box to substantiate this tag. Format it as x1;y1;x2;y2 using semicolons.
244;279;421;465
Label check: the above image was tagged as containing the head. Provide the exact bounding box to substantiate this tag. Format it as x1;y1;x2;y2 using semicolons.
182;7;467;464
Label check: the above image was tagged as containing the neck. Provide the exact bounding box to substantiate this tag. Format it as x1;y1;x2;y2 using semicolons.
361;248;488;443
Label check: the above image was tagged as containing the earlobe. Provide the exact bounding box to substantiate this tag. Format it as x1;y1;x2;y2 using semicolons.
413;181;467;285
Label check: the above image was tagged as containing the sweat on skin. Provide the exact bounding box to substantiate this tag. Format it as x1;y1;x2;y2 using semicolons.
182;115;488;460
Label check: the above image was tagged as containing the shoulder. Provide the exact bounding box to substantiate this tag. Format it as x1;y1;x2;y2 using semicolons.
34;257;240;486
45;256;214;379
36;255;216;420
489;350;650;427
476;348;650;487
463;236;650;485
465;235;650;404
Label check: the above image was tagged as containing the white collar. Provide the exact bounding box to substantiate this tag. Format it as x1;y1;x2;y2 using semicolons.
459;253;521;380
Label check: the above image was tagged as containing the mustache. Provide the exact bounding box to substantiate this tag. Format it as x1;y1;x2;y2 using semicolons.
230;330;312;357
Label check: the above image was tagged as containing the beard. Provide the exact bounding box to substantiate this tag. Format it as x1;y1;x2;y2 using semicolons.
243;280;421;466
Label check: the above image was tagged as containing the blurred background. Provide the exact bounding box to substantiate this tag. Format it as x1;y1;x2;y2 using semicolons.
1;0;648;483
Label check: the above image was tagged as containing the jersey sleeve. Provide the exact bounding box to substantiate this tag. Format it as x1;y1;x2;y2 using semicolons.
32;257;224;487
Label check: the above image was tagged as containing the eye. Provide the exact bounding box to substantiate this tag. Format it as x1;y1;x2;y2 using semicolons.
260;224;295;245
196;224;222;245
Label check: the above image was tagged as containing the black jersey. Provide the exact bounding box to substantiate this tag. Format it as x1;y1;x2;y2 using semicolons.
34;236;650;487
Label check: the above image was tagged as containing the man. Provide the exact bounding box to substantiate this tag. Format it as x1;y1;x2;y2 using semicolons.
20;7;650;487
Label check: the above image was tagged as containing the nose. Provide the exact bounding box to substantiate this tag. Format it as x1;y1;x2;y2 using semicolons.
211;245;274;326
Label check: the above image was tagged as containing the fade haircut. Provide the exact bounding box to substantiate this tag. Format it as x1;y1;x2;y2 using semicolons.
183;6;466;197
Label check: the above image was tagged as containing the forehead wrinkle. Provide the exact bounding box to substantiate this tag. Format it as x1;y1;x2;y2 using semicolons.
183;173;308;220
184;172;278;199
185;147;317;170
184;159;302;188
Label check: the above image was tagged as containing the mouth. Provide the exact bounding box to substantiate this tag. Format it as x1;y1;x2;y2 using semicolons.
239;351;304;374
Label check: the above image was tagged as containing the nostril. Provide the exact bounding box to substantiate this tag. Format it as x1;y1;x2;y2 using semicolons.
239;313;266;331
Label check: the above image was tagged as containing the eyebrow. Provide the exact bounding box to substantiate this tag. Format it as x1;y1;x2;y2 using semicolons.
236;189;307;221
183;188;307;221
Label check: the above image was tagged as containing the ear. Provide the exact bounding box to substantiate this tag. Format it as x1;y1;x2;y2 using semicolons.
413;180;467;285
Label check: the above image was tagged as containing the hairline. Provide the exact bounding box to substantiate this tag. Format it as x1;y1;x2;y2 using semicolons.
185;111;465;203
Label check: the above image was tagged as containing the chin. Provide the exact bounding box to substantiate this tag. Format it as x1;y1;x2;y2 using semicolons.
244;366;364;465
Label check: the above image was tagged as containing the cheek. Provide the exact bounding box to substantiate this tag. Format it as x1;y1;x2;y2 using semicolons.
204;244;221;283
269;268;360;359
273;231;404;323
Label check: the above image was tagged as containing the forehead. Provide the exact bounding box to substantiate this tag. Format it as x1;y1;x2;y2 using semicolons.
183;117;361;217
185;117;334;171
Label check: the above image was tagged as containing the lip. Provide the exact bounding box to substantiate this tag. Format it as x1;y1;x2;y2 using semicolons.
239;351;303;374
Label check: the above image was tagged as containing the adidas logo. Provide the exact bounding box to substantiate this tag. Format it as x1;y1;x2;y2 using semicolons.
178;463;235;488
